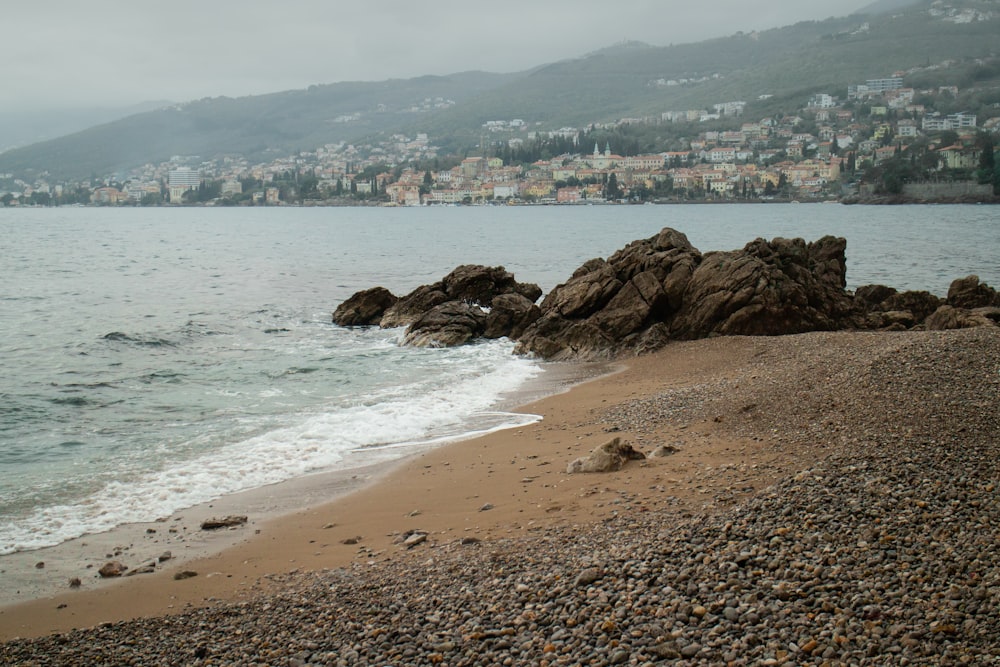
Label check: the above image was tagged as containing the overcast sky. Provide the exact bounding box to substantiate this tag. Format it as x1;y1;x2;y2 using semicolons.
4;0;875;112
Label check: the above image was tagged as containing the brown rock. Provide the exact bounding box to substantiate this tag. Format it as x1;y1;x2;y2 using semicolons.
98;561;128;578
380;265;539;330
332;287;398;326
403;301;488;347
948;275;1000;309
925;305;998;330
483;293;541;339
200;515;248;530
380;285;450;328
516;228;857;360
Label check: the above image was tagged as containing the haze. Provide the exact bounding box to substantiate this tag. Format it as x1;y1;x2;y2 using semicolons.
5;1;875;113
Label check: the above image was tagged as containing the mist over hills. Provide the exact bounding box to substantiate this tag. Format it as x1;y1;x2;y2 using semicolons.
1;0;997;182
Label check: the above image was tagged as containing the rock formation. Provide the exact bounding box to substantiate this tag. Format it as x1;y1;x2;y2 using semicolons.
515;229;858;360
332;265;542;348
332;228;998;360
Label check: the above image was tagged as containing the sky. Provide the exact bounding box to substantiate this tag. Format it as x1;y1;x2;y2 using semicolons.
3;0;876;113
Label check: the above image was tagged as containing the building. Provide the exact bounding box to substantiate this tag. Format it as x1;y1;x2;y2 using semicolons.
808;93;837;109
167;167;201;203
922;112;977;132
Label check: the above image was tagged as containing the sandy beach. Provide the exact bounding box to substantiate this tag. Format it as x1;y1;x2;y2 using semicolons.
1;334;799;640
2;327;998;664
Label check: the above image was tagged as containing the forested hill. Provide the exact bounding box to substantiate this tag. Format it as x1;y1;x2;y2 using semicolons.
1;0;997;181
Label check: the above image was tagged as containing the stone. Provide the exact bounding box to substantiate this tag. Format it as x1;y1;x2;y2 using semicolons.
68;577;81;588
574;568;601;587
173;571;198;580
98;561;127;578
567;437;646;473
332;287;398;326
200;515;248;530
403;532;427;549
649;444;680;458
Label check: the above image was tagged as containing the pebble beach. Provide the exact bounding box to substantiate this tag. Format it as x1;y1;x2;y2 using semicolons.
2;327;999;666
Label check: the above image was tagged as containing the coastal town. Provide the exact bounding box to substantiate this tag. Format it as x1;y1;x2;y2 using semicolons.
3;64;999;207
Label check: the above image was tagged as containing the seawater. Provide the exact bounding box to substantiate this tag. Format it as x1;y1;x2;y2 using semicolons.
1;204;997;555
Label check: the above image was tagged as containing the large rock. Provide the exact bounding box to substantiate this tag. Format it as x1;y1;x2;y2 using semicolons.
516;230;856;360
669;236;853;338
331;287;398;326
516;229;701;360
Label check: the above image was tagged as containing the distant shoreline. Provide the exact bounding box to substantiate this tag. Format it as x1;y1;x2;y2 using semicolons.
3;196;998;210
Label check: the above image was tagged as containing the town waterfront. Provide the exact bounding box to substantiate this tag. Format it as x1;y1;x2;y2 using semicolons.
1;203;997;563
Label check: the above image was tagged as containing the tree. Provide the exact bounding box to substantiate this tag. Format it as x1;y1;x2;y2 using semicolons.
605;172;622;200
299;173;319;199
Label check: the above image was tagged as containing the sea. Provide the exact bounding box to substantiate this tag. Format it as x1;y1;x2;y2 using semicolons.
1;203;997;558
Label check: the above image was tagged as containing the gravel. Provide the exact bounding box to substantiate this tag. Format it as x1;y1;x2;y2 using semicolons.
3;327;999;666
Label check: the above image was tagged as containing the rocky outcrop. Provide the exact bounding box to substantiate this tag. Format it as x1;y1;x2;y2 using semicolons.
334;264;542;346
332;228;997;359
515;230;858;360
855;286;944;330
380;265;541;329
668;235;854;339
331;287;398;326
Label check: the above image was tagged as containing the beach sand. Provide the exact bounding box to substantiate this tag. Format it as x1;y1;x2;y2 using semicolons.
0;335;786;640
2;328;997;655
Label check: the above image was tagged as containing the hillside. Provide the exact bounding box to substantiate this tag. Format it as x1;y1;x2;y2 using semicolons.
1;0;997;181
0;73;521;181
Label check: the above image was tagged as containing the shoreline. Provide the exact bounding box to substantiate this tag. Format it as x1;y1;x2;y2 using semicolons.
2;327;997;652
0;357;611;635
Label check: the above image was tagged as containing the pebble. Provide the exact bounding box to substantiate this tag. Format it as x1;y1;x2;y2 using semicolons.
3;329;999;666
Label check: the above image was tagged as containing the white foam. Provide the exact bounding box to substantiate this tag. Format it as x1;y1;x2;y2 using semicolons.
0;340;542;554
